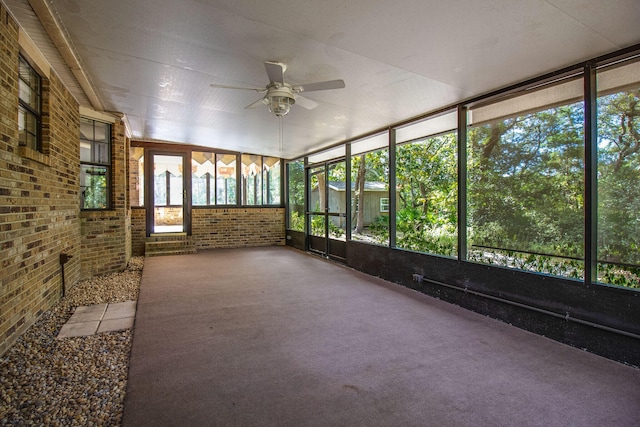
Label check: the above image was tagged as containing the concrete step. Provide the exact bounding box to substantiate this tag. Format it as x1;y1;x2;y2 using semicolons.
148;232;188;242
145;233;196;257
145;248;197;257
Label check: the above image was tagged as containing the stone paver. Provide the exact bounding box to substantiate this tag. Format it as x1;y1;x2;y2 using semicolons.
58;321;100;338
98;317;135;334
58;301;136;339
67;304;108;323
103;301;136;320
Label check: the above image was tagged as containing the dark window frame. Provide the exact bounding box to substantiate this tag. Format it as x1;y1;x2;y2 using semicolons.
80;117;112;210
18;55;42;152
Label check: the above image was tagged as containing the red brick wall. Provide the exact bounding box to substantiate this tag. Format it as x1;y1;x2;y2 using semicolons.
131;208;146;256
79;117;131;277
192;207;285;249
0;4;82;356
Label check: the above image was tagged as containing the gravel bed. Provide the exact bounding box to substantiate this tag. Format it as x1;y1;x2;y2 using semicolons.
0;257;144;426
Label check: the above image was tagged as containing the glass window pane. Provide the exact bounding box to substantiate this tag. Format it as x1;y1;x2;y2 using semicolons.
95;142;109;164
80;165;108;209
80;119;110;165
19;57;40;111
129;147;144;207
169;174;183;205
246;175;257;205
25;110;37;135
154;172;167;206
94;121;109;143
218;177;236;205
192;174;208;206
24;131;38;151
80;118;111;209
80;119;94;141
18;108;26;145
192;152;214;205
596;59;640;289
217;154;237;205
264;157;281;205
467;77;584;279
242;154;262;205
80;140;92;162
19;79;31;104
19;109;38;151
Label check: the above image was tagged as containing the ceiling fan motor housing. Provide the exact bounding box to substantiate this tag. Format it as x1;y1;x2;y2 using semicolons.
265;86;296;116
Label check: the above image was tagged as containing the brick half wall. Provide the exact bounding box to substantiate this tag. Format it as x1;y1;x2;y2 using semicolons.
192;207;285;250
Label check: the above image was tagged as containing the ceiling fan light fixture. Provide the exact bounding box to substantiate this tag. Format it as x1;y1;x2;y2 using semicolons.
268;95;295;117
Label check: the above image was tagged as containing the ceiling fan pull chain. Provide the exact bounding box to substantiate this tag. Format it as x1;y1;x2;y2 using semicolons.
279;116;284;152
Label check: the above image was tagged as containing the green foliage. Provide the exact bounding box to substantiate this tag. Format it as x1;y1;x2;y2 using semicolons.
396;207;457;257
396;133;457;256
81;166;108;209
287;161;305;230
463;88;639;288
329;222;345;239
289;211;304;232
284;89;640;290
598;263;640;289
308;214;346;239
310;215;325;236
597;90;640;267
368;215;389;239
287;160;305;207
467;104;585;260
468;248;583;279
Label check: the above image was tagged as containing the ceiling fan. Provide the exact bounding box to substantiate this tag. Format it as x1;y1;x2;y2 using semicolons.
211;61;345;117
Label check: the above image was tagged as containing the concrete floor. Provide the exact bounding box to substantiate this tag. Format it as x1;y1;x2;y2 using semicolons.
122;247;640;426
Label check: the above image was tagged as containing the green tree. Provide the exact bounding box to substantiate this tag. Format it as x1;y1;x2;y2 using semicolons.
287;160;305;231
597;90;640;266
468;104;584;259
396;133;457;255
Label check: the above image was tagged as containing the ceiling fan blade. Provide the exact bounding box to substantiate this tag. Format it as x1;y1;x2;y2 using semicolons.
210;84;263;92
264;61;285;84
245;97;266;109
299;79;345;92
294;95;318;110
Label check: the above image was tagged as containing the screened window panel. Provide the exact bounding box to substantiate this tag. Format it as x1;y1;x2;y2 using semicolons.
350;148;390;247
596;58;640;289
287;160;305;231
467;76;585;279
396;131;457;257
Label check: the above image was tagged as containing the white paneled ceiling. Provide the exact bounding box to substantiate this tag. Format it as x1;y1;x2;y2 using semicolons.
6;0;640;158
